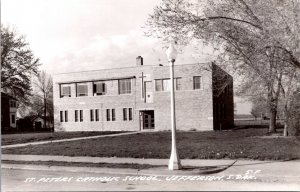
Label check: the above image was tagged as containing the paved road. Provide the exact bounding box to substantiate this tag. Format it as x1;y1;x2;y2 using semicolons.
2;168;299;191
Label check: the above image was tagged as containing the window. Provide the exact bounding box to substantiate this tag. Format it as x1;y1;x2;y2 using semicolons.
65;111;68;122
176;78;182;90
112;109;116;121
155;78;181;91
123;108;133;121
123;108;127;121
155;80;163;92
90;110;94;121
106;109;116;121
59;110;68;122
80;110;83;122
77;83;88;97
60;111;64;122
93;82;106;96
129;108;133;121
155;79;170;91
163;79;170;91
60;84;71;98
75;110;78;122
95;109;99;121
10;101;17;108
106;109;111;121
193;76;202;90
119;79;131;94
11;114;15;124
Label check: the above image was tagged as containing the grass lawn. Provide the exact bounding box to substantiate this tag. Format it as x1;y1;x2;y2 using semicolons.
1;131;124;146
2;128;300;160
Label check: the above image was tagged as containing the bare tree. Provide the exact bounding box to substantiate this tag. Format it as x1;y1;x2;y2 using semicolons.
33;71;53;129
145;0;300;134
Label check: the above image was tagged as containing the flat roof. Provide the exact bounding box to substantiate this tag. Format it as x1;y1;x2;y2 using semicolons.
54;62;211;76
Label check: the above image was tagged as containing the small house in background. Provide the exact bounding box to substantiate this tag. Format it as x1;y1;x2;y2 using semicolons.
31;115;54;130
16;115;54;132
1;92;18;132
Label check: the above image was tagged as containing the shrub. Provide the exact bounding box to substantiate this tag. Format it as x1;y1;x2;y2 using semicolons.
287;90;300;136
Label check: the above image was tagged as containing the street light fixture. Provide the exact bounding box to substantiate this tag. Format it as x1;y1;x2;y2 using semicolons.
166;41;182;170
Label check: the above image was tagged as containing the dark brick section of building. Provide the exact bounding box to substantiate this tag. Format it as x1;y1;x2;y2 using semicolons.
53;58;234;132
1;92;18;131
212;64;234;130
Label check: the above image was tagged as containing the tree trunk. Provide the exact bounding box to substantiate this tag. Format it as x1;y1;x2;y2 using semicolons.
268;109;277;133
283;122;288;136
44;97;47;129
283;101;290;137
268;64;282;133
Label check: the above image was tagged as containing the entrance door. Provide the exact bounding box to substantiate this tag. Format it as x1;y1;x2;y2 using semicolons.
140;110;155;130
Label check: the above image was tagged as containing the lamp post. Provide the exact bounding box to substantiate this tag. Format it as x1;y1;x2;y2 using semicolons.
166;41;182;170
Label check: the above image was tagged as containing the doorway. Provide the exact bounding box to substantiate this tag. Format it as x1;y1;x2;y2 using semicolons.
140;110;155;130
35;122;42;130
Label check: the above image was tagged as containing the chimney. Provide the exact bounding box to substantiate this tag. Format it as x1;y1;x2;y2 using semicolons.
136;56;143;66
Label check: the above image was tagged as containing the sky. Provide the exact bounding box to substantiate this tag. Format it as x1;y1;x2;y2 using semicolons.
2;0;251;114
2;0;215;74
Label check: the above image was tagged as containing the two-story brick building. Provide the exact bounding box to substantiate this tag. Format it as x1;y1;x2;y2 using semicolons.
53;57;234;132
1;92;18;130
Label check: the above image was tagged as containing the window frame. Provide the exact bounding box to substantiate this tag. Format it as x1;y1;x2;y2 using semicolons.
76;83;89;97
106;109;111;121
11;114;16;124
155;79;163;92
65;111;68;122
80;110;83;122
75;110;78;122
193;76;202;90
155;78;181;92
119;79;132;94
175;78;182;90
129;108;133;121
95;109;99;121
10;100;17;108
123;108;133;121
123;108;128;121
60;84;71;98
112;109;116;121
93;81;107;96
90;109;94;121
60;111;64;122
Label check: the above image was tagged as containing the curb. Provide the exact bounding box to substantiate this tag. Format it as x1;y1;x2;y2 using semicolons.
1;154;239;166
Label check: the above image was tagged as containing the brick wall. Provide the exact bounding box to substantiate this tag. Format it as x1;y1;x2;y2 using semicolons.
53;63;229;132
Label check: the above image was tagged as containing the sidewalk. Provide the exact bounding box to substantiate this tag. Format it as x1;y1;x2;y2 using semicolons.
2;154;300;183
1;131;139;149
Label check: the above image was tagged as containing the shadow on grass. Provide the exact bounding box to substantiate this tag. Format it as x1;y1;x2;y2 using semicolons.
230;158;298;167
179;158;298;175
181;160;237;175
